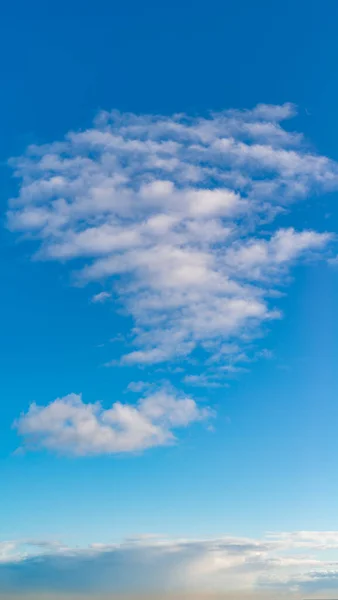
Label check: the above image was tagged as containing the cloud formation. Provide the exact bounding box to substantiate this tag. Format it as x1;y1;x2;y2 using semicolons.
15;390;212;455
7;104;337;374
2;532;338;596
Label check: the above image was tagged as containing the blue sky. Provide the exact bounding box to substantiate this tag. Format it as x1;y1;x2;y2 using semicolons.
2;0;338;596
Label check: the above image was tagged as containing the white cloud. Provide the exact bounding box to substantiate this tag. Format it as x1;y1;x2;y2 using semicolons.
224;228;331;281
14;390;212;455
91;291;111;303
2;531;338;595
267;530;338;550
7;104;337;369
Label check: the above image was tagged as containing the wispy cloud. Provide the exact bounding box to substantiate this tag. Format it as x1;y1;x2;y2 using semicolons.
91;291;111;303
183;374;223;388
126;381;152;393
14;390;212;455
7;104;337;373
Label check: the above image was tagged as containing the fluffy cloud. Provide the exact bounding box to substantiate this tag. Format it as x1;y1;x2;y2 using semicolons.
14;390;212;455
7;104;337;372
1;532;338;595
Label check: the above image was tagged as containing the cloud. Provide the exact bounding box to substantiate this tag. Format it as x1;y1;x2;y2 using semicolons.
126;381;151;393
266;530;338;550
91;291;111;303
7;104;337;370
14;390;212;455
1;532;338;596
328;255;338;266
183;374;223;388
224;228;331;281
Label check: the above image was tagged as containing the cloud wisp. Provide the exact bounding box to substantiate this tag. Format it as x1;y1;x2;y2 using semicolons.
7;103;338;374
2;531;338;596
91;291;112;303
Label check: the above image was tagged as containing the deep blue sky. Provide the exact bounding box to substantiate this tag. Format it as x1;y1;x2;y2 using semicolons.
2;0;338;582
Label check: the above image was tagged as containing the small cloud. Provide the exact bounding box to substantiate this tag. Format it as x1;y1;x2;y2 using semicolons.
91;291;111;304
328;255;338;266
126;381;150;393
121;348;171;365
183;374;222;388
14;390;213;456
103;359;118;367
220;364;249;374
109;333;125;343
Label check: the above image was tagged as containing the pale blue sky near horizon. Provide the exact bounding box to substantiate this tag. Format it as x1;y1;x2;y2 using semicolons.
2;0;338;595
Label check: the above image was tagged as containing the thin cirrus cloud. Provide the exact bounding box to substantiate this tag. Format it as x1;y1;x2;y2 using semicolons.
7;103;338;373
14;390;213;455
2;531;338;596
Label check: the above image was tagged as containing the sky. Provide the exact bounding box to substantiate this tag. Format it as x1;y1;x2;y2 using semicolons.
2;0;338;597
